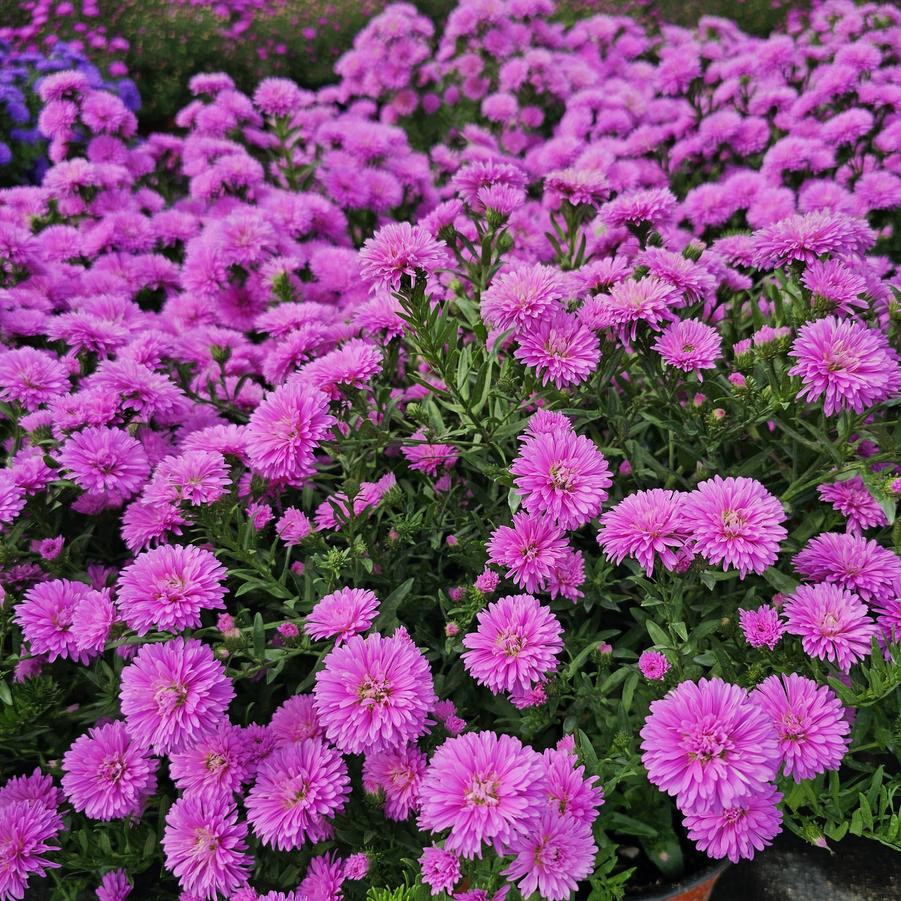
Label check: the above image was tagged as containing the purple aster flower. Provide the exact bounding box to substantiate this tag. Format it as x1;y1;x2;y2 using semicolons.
597;489;688;576
270;695;322;746
0;801;61;900
751;673;850;782
116;544;227;636
15;579;97;664
738;607;785;650
679;476;786;578
513;312;600;389
793;533;901;603
641;677;780;810
683;783;782;863
0;348;69;411
168;720;250;800
639;650;671;681
587;276;680;341
751;212;874;268
359;222;447;291
801;259;867;315
417;730;544;858
420;845;461;895
481;264;566;334
653;319;722;379
162;794;250;899
313;631;436;754
462;594;563;694
600;188;678;231
58;427;150;501
245;740;350;850
486;512;569;593
783;584;878;671
788;317;900;417
96;869;131;901
61;721;157;820
817;476;888;534
503;810;596;901
510;429;612;530
362;744;427;821
305;587;380;645
119;637;234;754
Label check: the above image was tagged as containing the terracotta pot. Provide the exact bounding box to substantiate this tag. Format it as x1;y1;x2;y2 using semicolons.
628;860;729;901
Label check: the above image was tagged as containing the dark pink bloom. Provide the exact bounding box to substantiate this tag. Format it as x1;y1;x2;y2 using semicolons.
305;587;379;645
486;512;568;593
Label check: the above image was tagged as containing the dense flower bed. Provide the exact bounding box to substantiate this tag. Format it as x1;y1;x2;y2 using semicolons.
0;0;900;899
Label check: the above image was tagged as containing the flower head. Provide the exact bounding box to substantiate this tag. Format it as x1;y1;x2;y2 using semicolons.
270;695;322;746
420;845;461;896
15;580;98;664
0;801;61;900
486;512;568;593
362;744;427;821
653;319;722;379
788;317;900;416
683;783;782;863
639;650;671;681
502;810;596;901
162;794;250;899
58;427;150;501
597;489;688;577
751;674;850;782
168;721;250;801
417;731;544;858
481;265;565;333
245;740;349;850
784;583;877;671
119;638;234;754
513;313;600;389
305;588;380;645
511;430;611;530
739;607;785;650
817;476;887;534
679;476;786;578
360;222;447;291
61;721;157;820
462;594;563;694
314;631;436;754
116;544;227;636
641;677;780;810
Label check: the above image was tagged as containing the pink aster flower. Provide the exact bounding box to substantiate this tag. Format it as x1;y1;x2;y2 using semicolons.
510;430;612;530
313;631;436;754
481;264;565;333
639;650;671;681
0;471;26;525
793;533;901;603
817;476;888;535
0;769;61;812
58;427;150;501
486;512;568;593
640;677;781;810
146;450;230;506
245;381;335;483
119;637;235;754
275;508;312;546
162;794;250;899
653;319;722;379
305;588;380;644
115;544;227;636
96;869;131;901
474;569;500;594
738;607;785;650
297;339;383;400
269;694;322;746
359;222;447;291
0;801;61;900
801;259;867;315
751;673;850;782
679;476;787;578
461;594;563;694
245;740;350;850
15;579;97;664
0;347;69;411
788;317;900;416
597;489;688;577
783;584;878;671
589;276;680;341
344;853;369;880
362;743;427;821
513;313;600;389
417;730;544;858
600;188;678;231
503;810;596;901
540;746;604;825
61;721;157;820
547;547;586;602
298;851;345;900
683;783;783;863
545;168;610;207
168;721;249;800
751;211;873;268
402;431;459;476
420;845;461;896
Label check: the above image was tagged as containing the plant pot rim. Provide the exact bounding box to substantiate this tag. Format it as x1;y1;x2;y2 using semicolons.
626;858;730;901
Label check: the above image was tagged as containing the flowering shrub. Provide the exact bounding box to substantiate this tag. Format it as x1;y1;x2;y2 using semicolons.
0;0;900;899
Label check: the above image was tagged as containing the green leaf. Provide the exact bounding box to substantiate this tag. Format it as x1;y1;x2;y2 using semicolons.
252;613;265;659
646;620;670;648
374;578;415;632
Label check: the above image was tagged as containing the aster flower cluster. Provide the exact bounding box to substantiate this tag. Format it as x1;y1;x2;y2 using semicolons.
0;0;900;898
